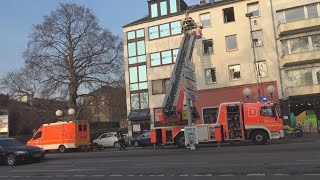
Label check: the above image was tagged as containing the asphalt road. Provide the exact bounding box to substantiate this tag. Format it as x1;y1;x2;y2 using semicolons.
1;139;320;180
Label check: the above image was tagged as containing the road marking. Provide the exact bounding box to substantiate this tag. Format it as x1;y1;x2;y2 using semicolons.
219;174;235;176
247;174;266;176
56;175;69;178
193;174;213;176
149;174;165;176
91;175;105;177
0;177;8;178
179;174;189;176
109;174;123;177
73;175;87;177
128;175;135;176
304;174;320;176
274;174;290;176
133;162;208;166
12;168;104;172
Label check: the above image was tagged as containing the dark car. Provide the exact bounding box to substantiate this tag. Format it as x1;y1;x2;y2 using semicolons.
0;138;45;166
131;131;151;147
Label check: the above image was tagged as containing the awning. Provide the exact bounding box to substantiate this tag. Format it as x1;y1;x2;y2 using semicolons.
128;109;150;122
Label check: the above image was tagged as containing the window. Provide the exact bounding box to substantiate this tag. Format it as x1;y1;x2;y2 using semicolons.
311;34;320;50
127;29;145;41
161;50;172;64
152;79;170;94
170;0;177;13
150;49;178;67
151;3;158;18
130;92;149;110
160;23;170;37
285;7;305;23
171;21;181;35
256;61;268;77
129;65;147;91
223;7;235;23
203;40;214;55
252;30;263;46
203;107;219;124
137;41;145;55
247;2;260;17
226;35;238;51
205;68;216;84
281;40;289;55
317;71;320;84
260;107;275;117
83;125;87;131
33;131;42;139
290;37;309;54
136;29;145;38
151;52;161;66
127;31;135;40
200;13;211;27
128;42;136;57
149;26;159;40
172;49;179;62
160;1;168;16
307;4;318;19
78;125;83;131
229;64;241;80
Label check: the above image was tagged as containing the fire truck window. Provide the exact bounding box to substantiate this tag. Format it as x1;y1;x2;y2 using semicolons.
33;131;42;139
203;107;219;124
78;125;83;131
83;125;87;131
260;107;274;117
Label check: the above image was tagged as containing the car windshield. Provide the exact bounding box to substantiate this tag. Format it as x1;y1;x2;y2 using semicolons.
0;139;24;148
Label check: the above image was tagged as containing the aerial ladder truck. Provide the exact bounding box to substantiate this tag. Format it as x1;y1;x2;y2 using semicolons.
151;13;284;148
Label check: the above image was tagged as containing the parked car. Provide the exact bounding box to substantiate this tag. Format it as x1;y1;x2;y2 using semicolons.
131;131;151;147
93;132;129;148
0;138;45;166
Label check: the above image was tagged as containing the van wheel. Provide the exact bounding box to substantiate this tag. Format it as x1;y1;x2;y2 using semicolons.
6;154;17;166
175;134;185;148
58;145;66;153
252;130;268;145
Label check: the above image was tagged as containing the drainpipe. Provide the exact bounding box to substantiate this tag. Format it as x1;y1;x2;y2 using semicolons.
269;0;285;99
269;0;289;123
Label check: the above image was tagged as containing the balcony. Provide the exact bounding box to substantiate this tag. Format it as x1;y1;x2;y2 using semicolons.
285;84;320;97
278;14;320;36
281;50;320;67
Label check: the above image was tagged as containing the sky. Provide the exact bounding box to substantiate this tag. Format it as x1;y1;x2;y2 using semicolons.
0;0;199;77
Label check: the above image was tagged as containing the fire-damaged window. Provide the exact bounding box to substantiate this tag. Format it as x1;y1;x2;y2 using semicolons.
203;40;214;55
203;107;219;124
229;64;241;80
205;68;216;84
223;7;235;23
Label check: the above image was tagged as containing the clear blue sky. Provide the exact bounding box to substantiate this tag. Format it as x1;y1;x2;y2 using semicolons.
0;0;198;77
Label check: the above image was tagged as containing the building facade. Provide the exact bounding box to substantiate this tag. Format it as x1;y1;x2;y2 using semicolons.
272;0;320;132
123;0;286;136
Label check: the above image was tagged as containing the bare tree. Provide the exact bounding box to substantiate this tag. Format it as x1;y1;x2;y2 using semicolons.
16;3;123;110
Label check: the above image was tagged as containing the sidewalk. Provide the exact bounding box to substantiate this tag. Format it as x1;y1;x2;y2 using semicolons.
274;132;320;144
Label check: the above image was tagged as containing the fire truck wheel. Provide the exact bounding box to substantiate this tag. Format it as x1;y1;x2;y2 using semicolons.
175;134;185;148
252;130;268;145
58;145;66;153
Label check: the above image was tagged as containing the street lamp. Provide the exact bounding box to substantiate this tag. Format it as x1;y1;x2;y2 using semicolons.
243;88;252;100
246;12;261;101
55;108;76;121
267;85;276;101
